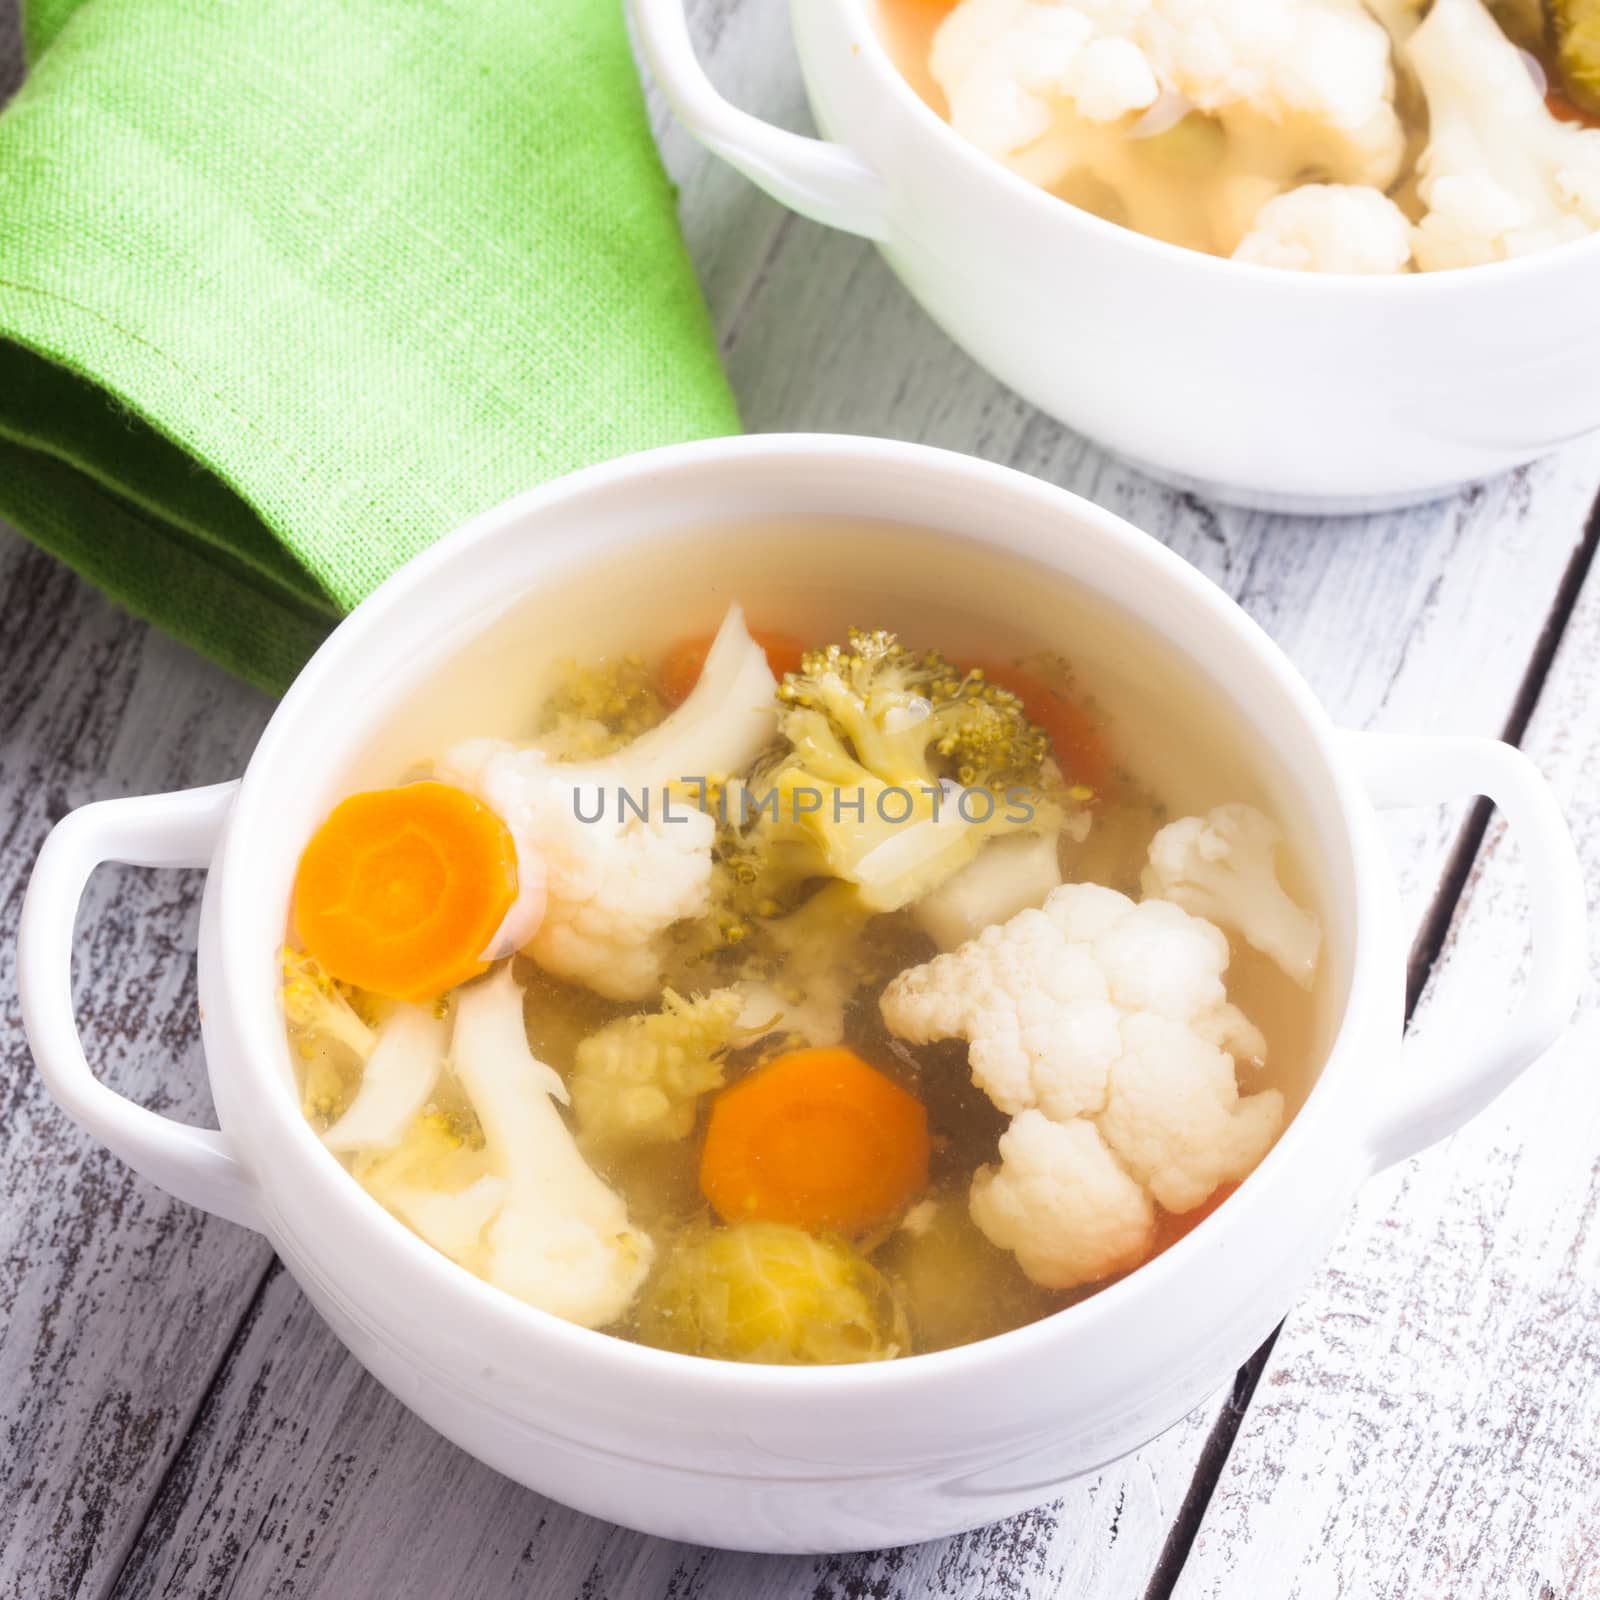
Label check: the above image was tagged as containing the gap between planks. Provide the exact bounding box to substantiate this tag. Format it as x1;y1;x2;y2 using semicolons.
1140;487;1600;1600
93;1256;286;1600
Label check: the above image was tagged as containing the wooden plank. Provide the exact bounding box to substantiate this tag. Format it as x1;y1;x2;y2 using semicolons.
106;1258;1222;1599
1169;522;1600;1600
0;537;279;1598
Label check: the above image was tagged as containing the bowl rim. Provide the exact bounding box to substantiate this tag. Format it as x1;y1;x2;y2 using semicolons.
829;0;1600;294
215;432;1390;1403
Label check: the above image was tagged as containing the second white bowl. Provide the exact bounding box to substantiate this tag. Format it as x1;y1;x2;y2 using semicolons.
632;0;1600;513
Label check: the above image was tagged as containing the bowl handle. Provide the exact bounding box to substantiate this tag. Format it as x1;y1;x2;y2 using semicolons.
628;0;889;239
17;783;262;1231
1342;731;1587;1171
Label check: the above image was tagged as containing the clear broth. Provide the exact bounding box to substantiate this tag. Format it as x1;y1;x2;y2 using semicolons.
299;516;1333;1359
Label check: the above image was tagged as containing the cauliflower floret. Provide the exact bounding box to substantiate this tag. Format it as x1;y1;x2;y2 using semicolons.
934;0;1400;157
1232;183;1415;272
1140;0;1400;160
881;880;1282;1290
454;750;715;1000
1408;0;1600;269
451;967;654;1327
931;0;1404;252
1099;1012;1285;1210
438;605;779;1001
932;0;1160;156
885;904;1114;1118
970;1112;1157;1288
882;883;1262;1120
1141;802;1322;988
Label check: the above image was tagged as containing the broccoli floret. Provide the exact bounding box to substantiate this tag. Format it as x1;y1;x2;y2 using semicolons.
570;987;745;1148
417;1097;485;1151
356;1107;477;1183
777;630;1051;792
725;630;1062;913
282;947;376;1060
535;654;666;761
282;948;379;1124
630;1221;910;1364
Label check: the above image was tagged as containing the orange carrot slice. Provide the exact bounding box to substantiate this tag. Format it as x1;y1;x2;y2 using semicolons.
291;782;518;1002
700;1047;930;1235
978;661;1113;795
659;629;807;707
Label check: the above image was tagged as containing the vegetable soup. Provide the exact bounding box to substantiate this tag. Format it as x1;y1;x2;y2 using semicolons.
877;0;1600;273
282;519;1333;1364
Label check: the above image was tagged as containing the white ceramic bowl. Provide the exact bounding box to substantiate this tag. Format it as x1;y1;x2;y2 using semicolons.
17;436;1587;1553
632;0;1600;513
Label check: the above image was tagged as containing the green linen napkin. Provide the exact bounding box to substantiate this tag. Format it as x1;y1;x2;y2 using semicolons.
0;0;738;692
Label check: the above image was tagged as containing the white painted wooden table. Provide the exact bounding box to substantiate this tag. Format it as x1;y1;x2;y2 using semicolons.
3;4;1597;1595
